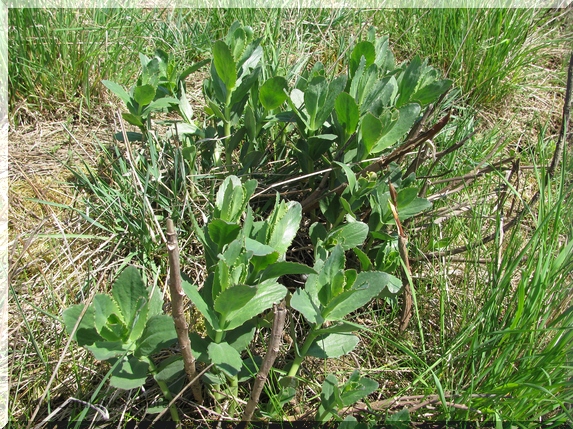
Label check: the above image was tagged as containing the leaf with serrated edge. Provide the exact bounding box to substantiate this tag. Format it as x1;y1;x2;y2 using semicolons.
112;266;147;331
213;40;237;92
267;201;302;256
134;315;177;358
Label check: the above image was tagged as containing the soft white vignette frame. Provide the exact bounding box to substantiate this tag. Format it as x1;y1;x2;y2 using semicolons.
1;0;571;426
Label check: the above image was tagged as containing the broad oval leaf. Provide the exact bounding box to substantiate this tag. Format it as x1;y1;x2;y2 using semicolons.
208;219;242;251
133;84;156;107
223;280;287;331
110;355;149;390
154;356;184;383
121;112;144;127
360;112;383;154
213;40;237;92
307;333;359;358
324;221;369;251
208;342;243;377
62;304;102;347
324;271;402;321
260;76;288;110
411;79;452;106
340;373;379;407
290;288;323;326
335;92;359;137
134;315;177;358
350;41;376;77
214;285;257;322
259;262;316;283
86;341;130;361
398;196;432;221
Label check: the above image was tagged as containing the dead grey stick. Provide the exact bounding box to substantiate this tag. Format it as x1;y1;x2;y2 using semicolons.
242;302;287;422
166;218;203;405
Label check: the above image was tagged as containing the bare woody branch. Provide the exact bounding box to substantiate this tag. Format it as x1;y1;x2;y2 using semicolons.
242;302;287;422
166;218;203;405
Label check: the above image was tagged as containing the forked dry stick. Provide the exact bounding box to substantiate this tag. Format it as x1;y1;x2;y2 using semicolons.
389;182;413;333
166;219;203;405
242;301;287;422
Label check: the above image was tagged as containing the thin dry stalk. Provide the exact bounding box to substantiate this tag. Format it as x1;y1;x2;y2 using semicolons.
166;218;203;405
242;301;287;422
389;183;413;333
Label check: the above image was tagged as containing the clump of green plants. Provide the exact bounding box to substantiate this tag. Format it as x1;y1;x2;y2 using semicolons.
58;20;572;426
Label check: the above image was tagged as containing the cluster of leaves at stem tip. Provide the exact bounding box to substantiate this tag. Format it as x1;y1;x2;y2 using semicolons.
64;21;453;421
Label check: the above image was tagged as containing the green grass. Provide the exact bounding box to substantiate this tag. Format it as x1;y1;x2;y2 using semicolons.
8;7;573;426
382;8;569;107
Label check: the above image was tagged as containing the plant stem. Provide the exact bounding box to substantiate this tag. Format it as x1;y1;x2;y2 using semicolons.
148;360;180;422
166;219;204;404
286;327;319;378
243;302;287;421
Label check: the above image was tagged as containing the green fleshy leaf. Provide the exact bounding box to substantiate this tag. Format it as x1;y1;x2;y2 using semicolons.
324;221;368;251
215;285;257;323
110;355;149;390
396;55;422;107
208;342;242;377
290;288;323;326
350;41;376;77
259;262;316;283
222;280;287;331
62;304;102;347
360;112;383;155
411;79;452;106
85;341;130;361
324;271;402;321
181;280;221;331
335;92;359;138
260;76;288;110
308;333;359;358
340;371;379;406
373;103;421;153
121;112;144;127
133;84;156;107
134;315;177;358
112;266;148;332
102;80;131;105
213;40;237;92
267;201;302;256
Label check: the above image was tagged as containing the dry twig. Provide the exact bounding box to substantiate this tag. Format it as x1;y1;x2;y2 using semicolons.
166;219;203;405
242;301;287;422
